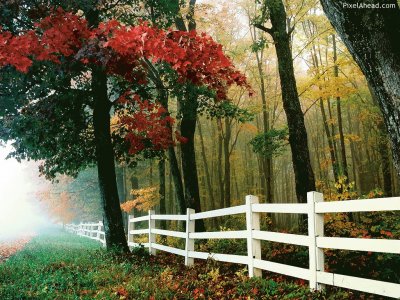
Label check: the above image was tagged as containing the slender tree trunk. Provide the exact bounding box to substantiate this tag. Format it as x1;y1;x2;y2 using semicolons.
320;99;339;182
257;0;316;203
217;120;225;208
320;0;400;176
223;117;231;208
92;65;129;252
159;159;166;229
332;34;349;181
252;28;273;203
198;121;216;210
156;87;186;215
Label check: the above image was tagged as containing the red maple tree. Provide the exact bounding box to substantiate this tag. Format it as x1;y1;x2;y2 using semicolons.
0;8;250;154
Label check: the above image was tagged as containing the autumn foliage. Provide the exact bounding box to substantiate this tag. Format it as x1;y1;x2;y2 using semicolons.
120;186;158;213
0;8;249;154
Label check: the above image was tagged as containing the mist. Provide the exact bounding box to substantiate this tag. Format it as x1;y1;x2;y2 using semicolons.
0;144;50;241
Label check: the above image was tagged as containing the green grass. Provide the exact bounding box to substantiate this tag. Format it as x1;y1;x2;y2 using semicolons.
0;229;370;299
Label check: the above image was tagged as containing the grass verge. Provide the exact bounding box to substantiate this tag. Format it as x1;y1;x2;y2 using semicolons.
0;229;383;299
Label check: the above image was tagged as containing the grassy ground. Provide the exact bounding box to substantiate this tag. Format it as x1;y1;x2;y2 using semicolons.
0;229;382;299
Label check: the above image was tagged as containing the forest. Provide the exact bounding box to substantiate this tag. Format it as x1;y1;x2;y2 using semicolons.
2;0;396;234
0;0;400;298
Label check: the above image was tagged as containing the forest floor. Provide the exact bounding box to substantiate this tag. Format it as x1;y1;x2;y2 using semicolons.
0;229;387;299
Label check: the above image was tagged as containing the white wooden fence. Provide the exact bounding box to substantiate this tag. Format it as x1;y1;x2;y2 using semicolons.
67;192;400;298
65;221;106;246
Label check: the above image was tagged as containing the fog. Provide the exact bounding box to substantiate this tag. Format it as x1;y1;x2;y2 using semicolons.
0;144;49;241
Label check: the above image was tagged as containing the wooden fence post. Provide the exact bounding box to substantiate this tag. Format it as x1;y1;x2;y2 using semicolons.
308;191;325;291
246;195;262;278
185;208;195;266
148;210;156;255
128;214;134;247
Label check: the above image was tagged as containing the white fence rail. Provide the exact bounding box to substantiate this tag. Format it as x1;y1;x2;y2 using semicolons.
67;193;400;298
65;221;106;246
126;193;400;298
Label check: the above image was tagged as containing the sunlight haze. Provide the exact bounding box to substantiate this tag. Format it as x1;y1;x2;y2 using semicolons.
0;144;47;241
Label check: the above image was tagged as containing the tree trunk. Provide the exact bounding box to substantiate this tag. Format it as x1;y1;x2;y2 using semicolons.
320;98;339;182
174;0;204;231
254;34;273;203
198;121;216;210
159;159;167;229
258;0;316;203
332;34;349;182
223;117;231;208
320;0;400;176
92;65;129;252
180;96;205;232
151;81;187;216
217;120;225;208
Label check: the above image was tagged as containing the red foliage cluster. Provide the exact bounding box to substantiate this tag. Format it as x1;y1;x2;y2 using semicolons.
117;93;175;155
37;8;91;58
0;8;91;72
0;8;250;154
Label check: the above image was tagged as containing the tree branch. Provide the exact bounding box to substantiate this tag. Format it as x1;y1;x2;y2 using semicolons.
254;23;273;35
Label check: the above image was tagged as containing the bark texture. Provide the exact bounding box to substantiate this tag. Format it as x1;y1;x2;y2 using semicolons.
320;0;400;175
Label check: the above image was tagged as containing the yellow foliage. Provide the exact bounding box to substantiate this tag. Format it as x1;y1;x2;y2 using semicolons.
120;186;158;213
323;176;358;201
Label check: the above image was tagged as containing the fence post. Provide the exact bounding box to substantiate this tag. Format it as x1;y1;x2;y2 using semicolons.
308;191;325;291
128;214;134;247
185;208;195;266
148;210;156;255
246;195;262;278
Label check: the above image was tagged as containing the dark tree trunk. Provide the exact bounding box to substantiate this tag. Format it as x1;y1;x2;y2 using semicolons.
320;0;400;176
223;117;231;208
180;97;205;232
174;0;205;231
257;0;316;203
168;147;186;214
92;65;129;252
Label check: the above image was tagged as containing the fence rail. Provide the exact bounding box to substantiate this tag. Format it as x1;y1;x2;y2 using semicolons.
65;221;106;246
67;192;400;298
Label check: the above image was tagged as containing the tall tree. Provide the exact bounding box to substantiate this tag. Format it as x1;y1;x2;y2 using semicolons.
255;0;316;203
320;0;400;175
